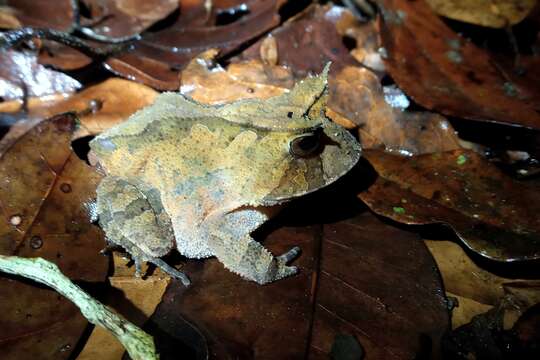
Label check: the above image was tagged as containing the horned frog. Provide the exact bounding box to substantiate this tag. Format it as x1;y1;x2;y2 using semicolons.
89;64;361;286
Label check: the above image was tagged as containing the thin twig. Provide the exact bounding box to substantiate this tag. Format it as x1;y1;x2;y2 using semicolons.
0;255;159;360
0;27;135;59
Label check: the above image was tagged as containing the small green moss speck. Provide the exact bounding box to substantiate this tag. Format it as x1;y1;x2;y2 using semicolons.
393;206;406;214
456;154;467;165
446;50;463;64
503;82;518;97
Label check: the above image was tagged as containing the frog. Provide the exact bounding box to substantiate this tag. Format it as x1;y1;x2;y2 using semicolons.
89;64;361;286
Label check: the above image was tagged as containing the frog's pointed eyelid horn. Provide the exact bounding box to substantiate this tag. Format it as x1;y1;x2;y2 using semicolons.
206;62;332;132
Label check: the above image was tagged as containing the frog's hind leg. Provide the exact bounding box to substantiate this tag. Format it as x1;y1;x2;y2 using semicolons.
119;241;191;286
209;231;300;284
207;208;301;284
96;176;190;286
207;208;300;284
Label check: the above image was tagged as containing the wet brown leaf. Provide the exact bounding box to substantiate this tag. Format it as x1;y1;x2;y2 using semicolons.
328;66;462;155
0;113;108;359
180;49;293;104
80;0;179;39
109;0;285;89
239;4;359;78
5;0;73;31
377;0;540;129
37;0;286;90
150;207;449;359
39;78;158;136
0;50;81;101
359;149;540;261
0;78;158;137
426;0;537;28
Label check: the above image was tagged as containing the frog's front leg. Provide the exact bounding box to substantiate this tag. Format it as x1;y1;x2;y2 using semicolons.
206;209;301;284
96;176;190;286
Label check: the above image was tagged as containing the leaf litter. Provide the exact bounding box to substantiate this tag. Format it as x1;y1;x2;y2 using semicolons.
1;0;540;359
0;113;108;359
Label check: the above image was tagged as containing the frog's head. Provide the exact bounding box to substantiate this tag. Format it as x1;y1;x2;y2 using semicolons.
263;123;360;204
216;63;361;204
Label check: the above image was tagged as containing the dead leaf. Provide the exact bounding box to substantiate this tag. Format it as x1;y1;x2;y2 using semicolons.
0;6;21;29
41;78;158;136
0;113;108;359
259;35;278;65
328;66;462;155
180;49;293;104
0;78;158;137
149;202;449;359
447;293;494;329
512;302;540;351
359;149;540;261
5;0;73;31
238;4;359;78
427;241;509;305
37;0;287;90
78;255;170;360
426;0;537;28
0;50;81;101
377;0;540;129
426;240;540;328
442;295;540;358
79;0;179;39
334;8;384;71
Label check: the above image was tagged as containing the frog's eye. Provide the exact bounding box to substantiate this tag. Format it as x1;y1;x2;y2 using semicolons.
289;132;321;158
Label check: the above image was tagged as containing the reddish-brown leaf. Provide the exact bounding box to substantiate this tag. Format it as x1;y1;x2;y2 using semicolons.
37;0;287;90
180;49;293;104
5;0;73;31
149;205;449;359
359;149;540;261
328;65;462;155
80;0;179;39
238;4;359;78
0;113;108;359
30;78;158;136
377;0;540;129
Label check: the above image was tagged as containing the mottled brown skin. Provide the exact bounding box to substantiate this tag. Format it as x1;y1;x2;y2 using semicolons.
90;64;361;286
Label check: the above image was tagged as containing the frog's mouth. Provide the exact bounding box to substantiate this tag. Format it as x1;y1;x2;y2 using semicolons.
262;121;361;205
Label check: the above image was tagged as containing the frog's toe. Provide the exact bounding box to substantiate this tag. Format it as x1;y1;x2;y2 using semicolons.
150;258;191;287
99;243;123;255
277;246;301;263
133;257;145;278
277;265;299;281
